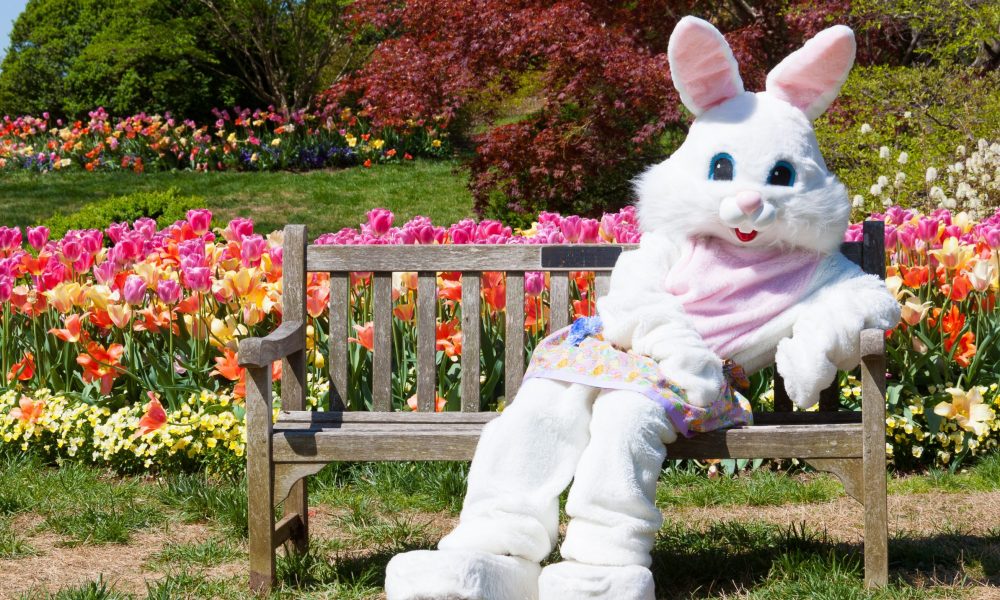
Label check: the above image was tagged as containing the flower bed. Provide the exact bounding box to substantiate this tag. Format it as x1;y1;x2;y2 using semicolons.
0;106;449;174
0;207;998;472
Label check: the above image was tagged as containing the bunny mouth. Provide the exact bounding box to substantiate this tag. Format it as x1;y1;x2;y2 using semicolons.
733;228;758;242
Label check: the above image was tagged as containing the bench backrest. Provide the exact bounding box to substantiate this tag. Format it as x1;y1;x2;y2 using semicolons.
286;221;885;415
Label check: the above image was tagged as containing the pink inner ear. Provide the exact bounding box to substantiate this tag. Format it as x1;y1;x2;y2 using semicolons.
766;26;855;119
669;19;743;115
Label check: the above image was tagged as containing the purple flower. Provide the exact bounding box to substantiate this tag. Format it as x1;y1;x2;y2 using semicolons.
123;274;148;305
525;271;546;297
157;279;182;305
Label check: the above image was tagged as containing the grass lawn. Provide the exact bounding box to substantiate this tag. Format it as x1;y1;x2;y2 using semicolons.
0;160;475;234
1;454;998;599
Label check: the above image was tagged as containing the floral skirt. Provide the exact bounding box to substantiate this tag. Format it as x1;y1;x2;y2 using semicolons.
523;317;753;438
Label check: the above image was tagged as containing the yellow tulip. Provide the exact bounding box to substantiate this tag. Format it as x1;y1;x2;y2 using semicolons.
934;387;994;437
900;297;932;326
929;237;973;270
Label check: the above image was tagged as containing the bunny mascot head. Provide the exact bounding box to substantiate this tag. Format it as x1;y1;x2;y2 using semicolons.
638;16;857;254
384;17;899;600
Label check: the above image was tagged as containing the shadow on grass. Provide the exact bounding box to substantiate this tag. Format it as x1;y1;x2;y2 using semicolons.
651;521;997;599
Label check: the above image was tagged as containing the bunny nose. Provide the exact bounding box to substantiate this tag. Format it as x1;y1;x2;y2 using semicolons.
734;191;762;215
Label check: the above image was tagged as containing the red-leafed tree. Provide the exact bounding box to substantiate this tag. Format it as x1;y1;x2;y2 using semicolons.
324;1;905;222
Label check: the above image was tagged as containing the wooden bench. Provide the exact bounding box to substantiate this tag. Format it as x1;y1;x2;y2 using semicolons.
239;221;890;593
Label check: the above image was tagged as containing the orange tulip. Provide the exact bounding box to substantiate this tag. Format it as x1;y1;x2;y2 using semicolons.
7;352;35;382
211;348;246;398
407;395;448;412
436;319;462;359
138;393;167;435
10;396;44;423
76;342;125;394
349;322;375;351
49;313;85;343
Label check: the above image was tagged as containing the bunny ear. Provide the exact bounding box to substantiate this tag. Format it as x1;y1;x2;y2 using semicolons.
765;25;856;120
668;16;744;117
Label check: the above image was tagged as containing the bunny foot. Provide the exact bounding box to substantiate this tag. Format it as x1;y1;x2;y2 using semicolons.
775;336;838;409
538;561;654;600
385;549;540;600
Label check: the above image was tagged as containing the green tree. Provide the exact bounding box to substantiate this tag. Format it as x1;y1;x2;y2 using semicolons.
196;0;355;113
0;0;249;119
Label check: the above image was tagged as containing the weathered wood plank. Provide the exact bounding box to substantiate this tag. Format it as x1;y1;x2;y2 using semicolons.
460;273;481;412
417;271;437;412
271;423;864;463
238;321;305;368
272;513;304;550
278;411;497;424
328;272;349;410
549;271;569;332
277;226;309;557
594;271;611;299
307;244;631;272
505;272;525;404
246;366;275;593
372;272;393;411
861;327;889;587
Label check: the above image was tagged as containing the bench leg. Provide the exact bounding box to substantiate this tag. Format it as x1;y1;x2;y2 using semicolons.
247;367;276;594
283;478;309;555
861;332;889;587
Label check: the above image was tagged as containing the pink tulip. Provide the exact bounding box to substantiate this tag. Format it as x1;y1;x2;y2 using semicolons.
93;261;117;285
106;223;129;244
157;279;182;305
27;226;49;251
0;276;11;302
186;209;212;235
985;226;1000;248
916;218;939;242
61;239;83;262
134;218;157;239
182;266;212;293
224;218;254;242
0;227;22;253
40;262;69;291
240;235;267;267
896;225;917;250
123;274;148;305
79;230;102;255
579;219;600;243
366;208;394;237
560;216;582;243
525;271;546;297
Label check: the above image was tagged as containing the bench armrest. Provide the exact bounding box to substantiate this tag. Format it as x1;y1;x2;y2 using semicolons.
239;321;306;368
860;328;885;359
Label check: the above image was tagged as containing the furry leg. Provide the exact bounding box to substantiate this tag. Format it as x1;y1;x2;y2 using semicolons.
385;378;597;600
539;390;673;600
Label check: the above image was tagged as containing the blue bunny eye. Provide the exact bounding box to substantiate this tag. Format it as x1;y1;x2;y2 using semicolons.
709;153;733;181
767;161;796;186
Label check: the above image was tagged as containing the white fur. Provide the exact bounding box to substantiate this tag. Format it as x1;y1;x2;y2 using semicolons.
539;562;655;600
385;550;541;600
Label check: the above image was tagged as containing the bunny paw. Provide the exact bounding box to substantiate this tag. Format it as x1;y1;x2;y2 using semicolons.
775;337;838;409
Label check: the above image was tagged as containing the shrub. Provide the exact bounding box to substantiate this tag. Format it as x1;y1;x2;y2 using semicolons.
44;189;202;239
816;65;1000;217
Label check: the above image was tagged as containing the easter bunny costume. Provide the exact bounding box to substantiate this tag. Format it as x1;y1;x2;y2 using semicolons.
384;16;900;600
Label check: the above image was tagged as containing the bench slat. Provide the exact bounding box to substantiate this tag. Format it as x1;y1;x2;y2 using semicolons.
549;271;569;332
417;272;437;411
328;273;349;410
307;244;630;273
372;272;393;411
461;273;482;411
594;271;611;299
505;272;525;403
272;422;864;462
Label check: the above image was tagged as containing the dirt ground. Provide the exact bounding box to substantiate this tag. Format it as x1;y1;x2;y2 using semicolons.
3;491;999;598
